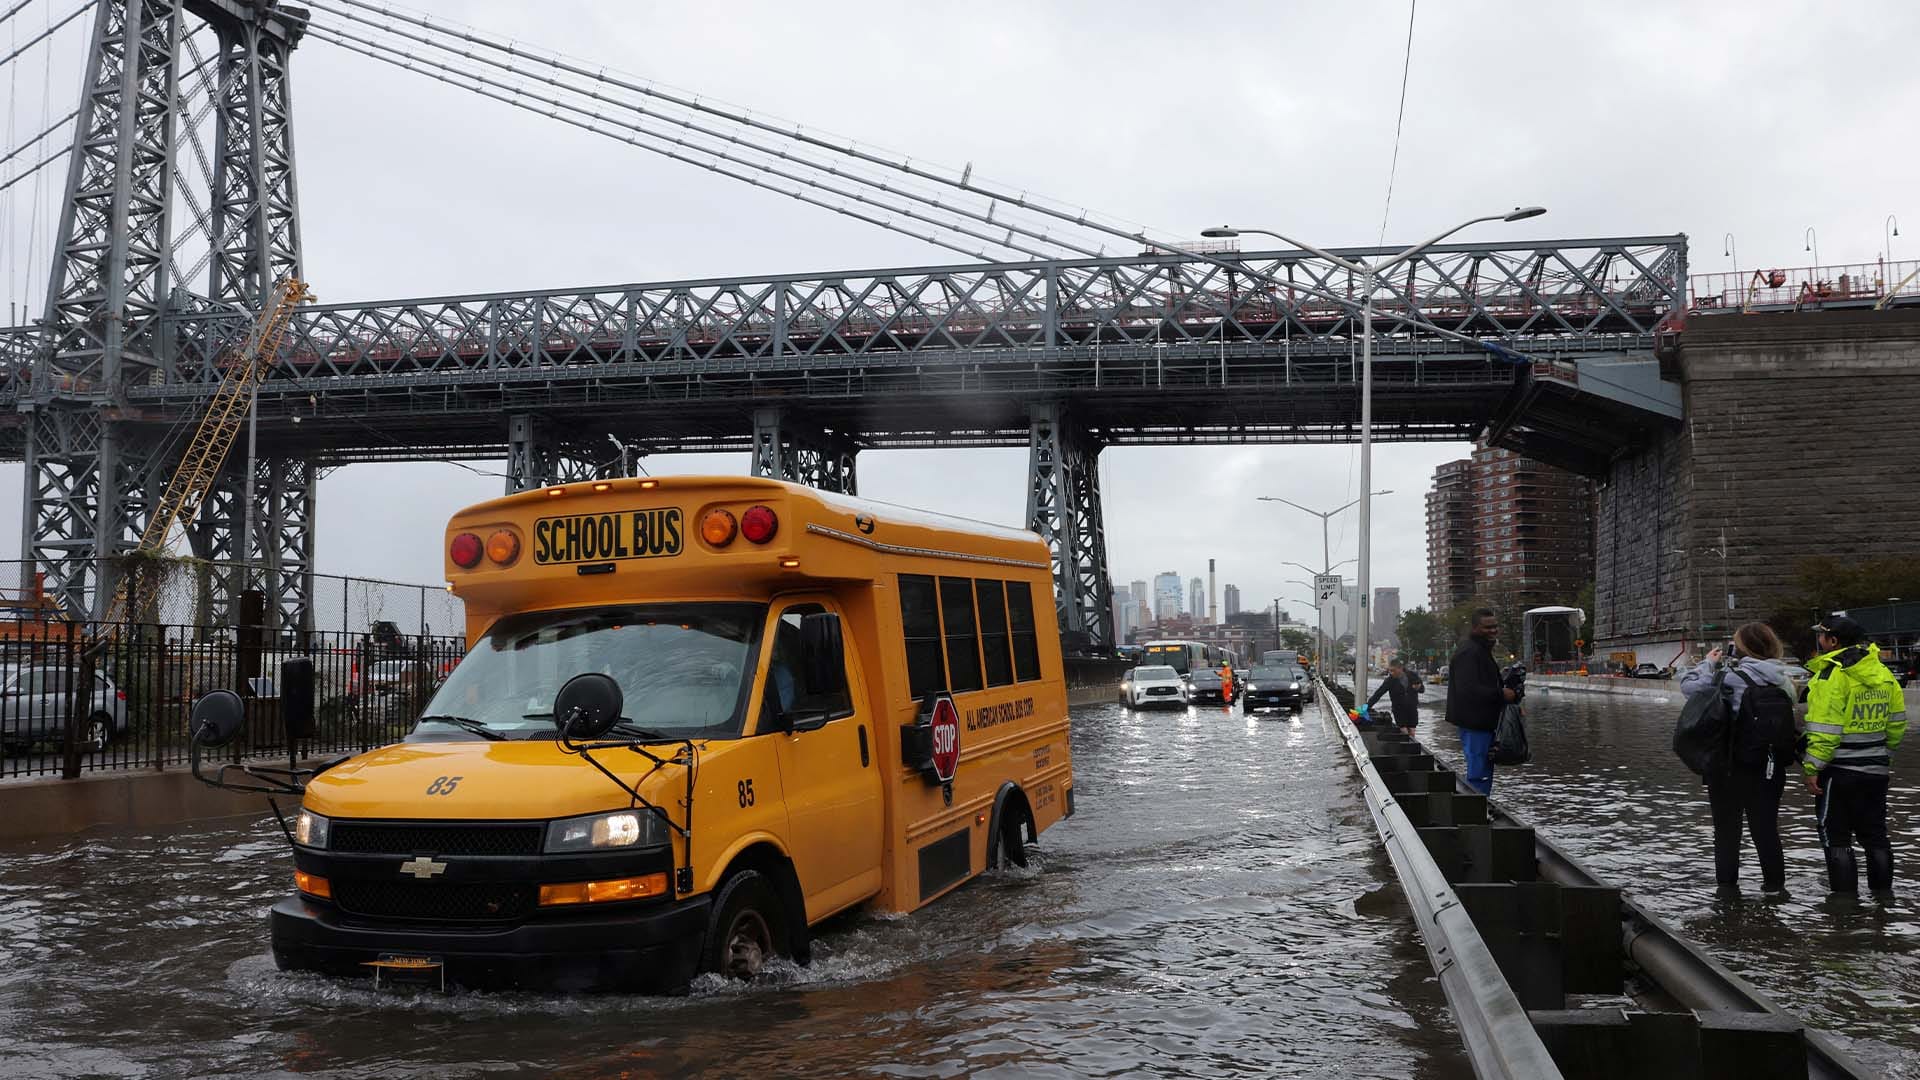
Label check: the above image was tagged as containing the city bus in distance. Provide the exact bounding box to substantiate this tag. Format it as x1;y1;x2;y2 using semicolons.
1142;639;1238;680
269;476;1074;992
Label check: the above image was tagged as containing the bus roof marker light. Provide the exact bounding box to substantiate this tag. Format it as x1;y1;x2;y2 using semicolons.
546;487;566;497
592;482;613;492
700;508;738;547
449;532;483;568
638;479;659;490
741;505;779;544
779;557;801;569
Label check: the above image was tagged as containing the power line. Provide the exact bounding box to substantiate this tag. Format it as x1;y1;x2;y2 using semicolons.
1377;0;1418;246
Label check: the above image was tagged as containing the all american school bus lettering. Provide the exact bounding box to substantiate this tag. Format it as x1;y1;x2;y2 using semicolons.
967;696;1035;732
237;476;1072;995
532;508;683;564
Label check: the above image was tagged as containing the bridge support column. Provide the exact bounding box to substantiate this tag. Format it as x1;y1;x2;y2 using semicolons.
751;408;859;493
505;414;624;492
1025;403;1113;651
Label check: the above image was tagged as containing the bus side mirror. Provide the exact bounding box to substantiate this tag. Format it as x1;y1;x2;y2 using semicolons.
190;689;246;749
554;672;623;740
798;613;848;698
281;658;316;740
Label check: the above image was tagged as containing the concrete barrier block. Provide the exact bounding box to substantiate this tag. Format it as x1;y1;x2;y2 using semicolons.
1695;1011;1807;1080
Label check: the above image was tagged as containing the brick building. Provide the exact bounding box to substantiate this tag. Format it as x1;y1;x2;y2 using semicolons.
1426;458;1476;613
1425;445;1595;616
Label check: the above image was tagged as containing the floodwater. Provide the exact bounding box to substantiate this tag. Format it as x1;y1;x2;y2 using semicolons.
1419;683;1920;1079
0;699;1471;1080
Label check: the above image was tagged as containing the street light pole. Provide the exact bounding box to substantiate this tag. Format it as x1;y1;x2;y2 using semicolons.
1223;206;1545;700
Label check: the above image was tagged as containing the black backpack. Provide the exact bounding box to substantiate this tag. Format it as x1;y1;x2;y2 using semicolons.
1729;667;1798;774
1673;668;1732;777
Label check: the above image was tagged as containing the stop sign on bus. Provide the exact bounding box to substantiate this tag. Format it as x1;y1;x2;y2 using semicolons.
929;695;961;782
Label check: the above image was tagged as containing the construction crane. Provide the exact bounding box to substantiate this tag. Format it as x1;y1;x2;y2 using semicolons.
104;277;314;624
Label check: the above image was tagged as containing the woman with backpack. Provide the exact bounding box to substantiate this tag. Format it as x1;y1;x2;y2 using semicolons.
1678;622;1800;896
1680;622;1801;894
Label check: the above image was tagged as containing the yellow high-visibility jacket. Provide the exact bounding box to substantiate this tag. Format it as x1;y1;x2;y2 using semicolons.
1804;645;1906;777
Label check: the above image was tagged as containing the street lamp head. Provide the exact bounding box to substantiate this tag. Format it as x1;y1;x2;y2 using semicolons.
1201;226;1239;239
1503;206;1547;222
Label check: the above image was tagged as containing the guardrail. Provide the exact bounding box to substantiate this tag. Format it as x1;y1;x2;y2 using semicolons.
1316;678;1876;1078
1311;679;1564;1079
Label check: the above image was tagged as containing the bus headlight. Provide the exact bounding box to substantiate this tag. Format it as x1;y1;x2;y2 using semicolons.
295;809;330;849
545;810;668;852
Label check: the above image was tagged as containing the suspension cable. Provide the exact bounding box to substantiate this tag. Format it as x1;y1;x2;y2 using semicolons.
308;1;1502;349
308;25;1069;263
0;140;65;194
304;29;996;264
0;0;87;73
0;106;72;172
304;4;1089;262
0;0;39;32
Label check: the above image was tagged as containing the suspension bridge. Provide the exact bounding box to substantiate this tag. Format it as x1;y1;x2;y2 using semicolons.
0;0;1688;645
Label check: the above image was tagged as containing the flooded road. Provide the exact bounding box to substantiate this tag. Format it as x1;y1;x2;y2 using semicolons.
1418;683;1920;1079
0;700;1469;1079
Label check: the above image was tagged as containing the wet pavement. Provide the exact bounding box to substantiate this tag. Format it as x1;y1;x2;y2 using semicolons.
1417;683;1919;1079
0;698;1469;1079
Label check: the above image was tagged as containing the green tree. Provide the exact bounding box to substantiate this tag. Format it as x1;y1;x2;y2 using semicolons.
1277;628;1315;657
1395;606;1446;662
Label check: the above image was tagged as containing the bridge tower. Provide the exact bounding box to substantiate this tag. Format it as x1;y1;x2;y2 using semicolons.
1026;403;1113;651
25;0;309;624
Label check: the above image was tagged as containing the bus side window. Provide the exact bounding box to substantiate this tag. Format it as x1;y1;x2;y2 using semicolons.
1007;581;1041;682
939;577;983;693
975;580;1014;688
900;575;946;698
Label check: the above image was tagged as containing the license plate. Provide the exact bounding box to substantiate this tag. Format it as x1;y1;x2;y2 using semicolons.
533;509;684;564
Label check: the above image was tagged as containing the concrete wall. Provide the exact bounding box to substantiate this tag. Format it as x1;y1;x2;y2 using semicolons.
0;767;274;846
1596;309;1920;651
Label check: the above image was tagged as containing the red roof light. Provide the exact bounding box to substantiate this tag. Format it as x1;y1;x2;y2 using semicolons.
449;532;484;568
740;505;779;544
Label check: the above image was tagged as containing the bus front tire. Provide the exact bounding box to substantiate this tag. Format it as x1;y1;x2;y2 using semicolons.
703;869;786;980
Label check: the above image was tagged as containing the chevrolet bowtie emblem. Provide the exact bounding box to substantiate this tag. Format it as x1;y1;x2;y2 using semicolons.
398;856;448;880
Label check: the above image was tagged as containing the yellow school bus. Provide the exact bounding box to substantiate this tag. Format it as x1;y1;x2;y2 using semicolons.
270;476;1074;991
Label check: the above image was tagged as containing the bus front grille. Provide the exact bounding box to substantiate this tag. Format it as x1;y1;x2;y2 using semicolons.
331;822;543;857
332;880;538;922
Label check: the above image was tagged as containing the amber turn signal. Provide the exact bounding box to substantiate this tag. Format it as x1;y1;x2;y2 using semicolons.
700;508;738;547
294;870;331;899
538;872;670;906
486;529;520;566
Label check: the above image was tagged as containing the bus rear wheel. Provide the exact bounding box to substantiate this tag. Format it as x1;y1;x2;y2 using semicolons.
703;869;785;980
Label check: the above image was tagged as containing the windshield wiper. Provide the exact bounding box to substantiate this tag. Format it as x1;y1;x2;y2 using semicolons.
524;712;677;743
416;715;506;741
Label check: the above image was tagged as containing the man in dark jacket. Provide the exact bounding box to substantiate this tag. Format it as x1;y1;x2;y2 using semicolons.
1367;657;1423;736
1446;608;1515;794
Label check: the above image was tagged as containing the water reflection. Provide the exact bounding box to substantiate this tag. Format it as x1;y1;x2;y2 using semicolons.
0;700;1469;1079
1419;685;1918;1079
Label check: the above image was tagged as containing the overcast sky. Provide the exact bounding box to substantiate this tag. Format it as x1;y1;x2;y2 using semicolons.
2;0;1916;616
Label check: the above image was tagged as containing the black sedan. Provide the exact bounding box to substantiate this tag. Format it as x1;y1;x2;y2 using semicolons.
1188;667;1237;705
1243;665;1307;712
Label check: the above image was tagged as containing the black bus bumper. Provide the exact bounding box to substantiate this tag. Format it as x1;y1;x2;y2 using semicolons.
270;893;711;993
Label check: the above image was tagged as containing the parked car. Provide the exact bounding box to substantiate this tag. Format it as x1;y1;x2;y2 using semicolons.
1188;666;1236;705
365;658;432;697
1243;665;1306;713
1630;663;1673;680
1778;660;1812;700
0;666;129;752
1124;665;1189;709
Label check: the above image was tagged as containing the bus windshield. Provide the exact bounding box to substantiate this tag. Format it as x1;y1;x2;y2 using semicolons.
417;602;765;740
1143;645;1192;674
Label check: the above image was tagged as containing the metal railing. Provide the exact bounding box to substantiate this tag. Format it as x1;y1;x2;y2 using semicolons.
0;621;466;781
1690;257;1920;313
1311;678;1563;1079
0;559;465;637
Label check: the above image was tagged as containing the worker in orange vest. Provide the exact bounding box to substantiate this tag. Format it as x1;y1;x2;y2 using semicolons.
1220;660;1235;708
